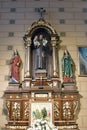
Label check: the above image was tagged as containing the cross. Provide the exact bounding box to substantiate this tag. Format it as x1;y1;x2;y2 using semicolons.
35;7;46;18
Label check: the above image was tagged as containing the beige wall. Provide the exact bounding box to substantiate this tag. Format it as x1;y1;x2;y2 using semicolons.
0;0;87;129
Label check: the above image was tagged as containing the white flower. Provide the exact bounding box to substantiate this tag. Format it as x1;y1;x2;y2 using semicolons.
27;119;58;130
27;128;33;130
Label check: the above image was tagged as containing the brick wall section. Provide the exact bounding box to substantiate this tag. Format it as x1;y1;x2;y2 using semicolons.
0;0;87;129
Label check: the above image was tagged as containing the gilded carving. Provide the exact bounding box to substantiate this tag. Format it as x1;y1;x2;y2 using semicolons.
63;101;72;120
54;102;59;119
12;102;21;119
24;102;29;119
24;37;31;48
73;101;78;117
26;19;57;36
57;124;78;129
6;101;10;117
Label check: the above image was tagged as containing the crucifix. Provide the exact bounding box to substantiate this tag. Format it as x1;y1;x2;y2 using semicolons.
35;7;46;18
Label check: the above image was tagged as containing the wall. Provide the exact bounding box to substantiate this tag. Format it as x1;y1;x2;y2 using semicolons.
0;0;87;129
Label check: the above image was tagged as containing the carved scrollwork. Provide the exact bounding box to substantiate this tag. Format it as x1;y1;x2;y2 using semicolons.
54;101;59;119
12;102;21;119
24;101;29;119
24;36;31;48
63;101;72;120
26;18;57;36
6;101;10;117
73;101;78;118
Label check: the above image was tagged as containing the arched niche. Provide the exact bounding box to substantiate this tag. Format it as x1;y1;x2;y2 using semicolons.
31;27;52;78
23;18;60;79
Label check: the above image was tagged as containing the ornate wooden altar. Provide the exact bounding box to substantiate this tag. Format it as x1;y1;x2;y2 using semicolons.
5;86;79;130
5;18;79;130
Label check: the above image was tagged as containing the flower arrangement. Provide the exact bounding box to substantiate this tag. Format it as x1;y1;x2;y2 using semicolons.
27;119;58;130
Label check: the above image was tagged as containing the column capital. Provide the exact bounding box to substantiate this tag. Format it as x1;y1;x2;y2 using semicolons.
53;71;58;77
51;37;57;47
24;36;31;48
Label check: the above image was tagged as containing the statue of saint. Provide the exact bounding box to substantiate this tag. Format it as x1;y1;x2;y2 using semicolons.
33;34;48;70
10;50;22;83
62;50;74;82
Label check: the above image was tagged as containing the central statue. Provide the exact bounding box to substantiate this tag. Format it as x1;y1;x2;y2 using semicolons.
33;34;48;70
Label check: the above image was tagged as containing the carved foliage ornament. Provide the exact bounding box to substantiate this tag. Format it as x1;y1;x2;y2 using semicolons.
12;102;21;119
6;101;10;118
54;102;60;119
63;101;72;120
24;102;29;119
23;19;59;44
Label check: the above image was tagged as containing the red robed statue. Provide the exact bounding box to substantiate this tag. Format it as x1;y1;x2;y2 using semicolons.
10;50;22;83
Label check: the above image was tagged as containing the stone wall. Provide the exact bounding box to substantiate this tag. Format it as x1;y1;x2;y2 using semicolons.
0;0;87;129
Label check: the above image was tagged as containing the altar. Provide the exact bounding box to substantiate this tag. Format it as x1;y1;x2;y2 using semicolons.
4;16;79;130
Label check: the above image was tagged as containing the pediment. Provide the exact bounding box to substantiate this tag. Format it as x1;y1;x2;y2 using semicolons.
24;18;59;41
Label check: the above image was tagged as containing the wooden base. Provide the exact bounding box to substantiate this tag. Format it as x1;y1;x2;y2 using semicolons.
35;69;47;78
5;124;79;130
5;85;79;129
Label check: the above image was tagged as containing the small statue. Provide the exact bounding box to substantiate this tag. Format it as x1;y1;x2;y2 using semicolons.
33;34;48;70
62;50;74;82
10;50;22;83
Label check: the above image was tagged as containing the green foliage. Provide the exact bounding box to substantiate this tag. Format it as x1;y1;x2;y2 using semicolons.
41;107;47;119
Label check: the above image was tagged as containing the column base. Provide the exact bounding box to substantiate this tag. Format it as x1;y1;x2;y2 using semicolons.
62;82;76;91
35;69;47;78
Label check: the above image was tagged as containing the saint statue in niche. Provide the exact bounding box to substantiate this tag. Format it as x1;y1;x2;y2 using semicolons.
62;50;74;82
33;34;48;70
10;50;22;83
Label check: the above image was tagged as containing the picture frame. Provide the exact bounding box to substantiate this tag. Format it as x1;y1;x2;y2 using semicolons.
30;101;53;125
78;47;87;76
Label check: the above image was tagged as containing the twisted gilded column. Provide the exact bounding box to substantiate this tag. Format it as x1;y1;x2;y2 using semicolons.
24;37;31;78
51;37;58;77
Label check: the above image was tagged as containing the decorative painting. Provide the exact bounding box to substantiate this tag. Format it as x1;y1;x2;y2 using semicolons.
31;102;53;125
78;47;87;76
